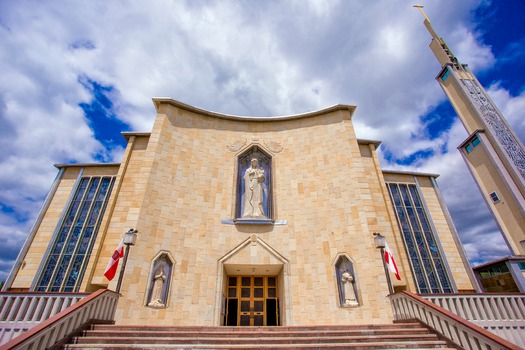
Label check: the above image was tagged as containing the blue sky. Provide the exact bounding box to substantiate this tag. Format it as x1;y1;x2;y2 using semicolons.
0;0;524;282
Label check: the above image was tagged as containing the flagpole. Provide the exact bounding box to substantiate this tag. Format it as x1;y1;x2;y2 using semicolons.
373;232;394;295
115;244;130;294
115;228;138;294
379;246;394;295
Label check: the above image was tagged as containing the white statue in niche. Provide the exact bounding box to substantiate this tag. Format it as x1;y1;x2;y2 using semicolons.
242;158;267;218
148;264;167;307
341;270;358;306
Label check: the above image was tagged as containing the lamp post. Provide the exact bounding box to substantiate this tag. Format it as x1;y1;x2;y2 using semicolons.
115;228;138;294
373;232;394;295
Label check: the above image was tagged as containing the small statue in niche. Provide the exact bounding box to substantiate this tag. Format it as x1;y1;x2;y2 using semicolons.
148;264;167;307
242;158;267;218
341;270;358;306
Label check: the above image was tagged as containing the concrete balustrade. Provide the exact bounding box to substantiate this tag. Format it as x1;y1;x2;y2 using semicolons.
0;292;88;345
0;289;118;350
390;291;523;350
421;293;525;348
2;289;524;349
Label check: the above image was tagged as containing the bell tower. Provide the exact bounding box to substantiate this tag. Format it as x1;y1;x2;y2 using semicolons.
416;5;525;254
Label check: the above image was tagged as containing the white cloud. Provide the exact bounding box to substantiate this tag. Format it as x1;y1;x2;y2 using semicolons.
450;25;496;71
0;0;518;281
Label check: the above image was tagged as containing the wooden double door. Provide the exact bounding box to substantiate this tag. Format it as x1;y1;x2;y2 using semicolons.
225;276;279;326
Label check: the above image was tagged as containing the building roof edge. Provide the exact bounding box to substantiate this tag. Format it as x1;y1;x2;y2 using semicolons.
382;169;440;178
152;98;357;122
54;162;121;169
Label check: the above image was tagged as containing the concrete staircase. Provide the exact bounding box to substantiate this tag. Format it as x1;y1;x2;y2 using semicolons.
63;322;459;349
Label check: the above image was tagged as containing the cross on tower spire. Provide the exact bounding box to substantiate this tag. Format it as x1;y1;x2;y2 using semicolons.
414;4;461;70
413;4;430;22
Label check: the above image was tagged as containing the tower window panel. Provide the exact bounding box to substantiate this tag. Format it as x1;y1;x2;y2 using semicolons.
35;176;115;292
440;68;450;82
387;182;454;293
465;136;480;153
489;191;500;203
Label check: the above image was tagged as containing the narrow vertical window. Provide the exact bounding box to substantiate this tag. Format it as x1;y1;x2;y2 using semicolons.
36;176;115;292
387;183;453;293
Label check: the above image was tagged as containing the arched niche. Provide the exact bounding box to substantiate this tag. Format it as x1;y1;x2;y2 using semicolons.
145;251;175;309
235;146;273;220
334;254;359;307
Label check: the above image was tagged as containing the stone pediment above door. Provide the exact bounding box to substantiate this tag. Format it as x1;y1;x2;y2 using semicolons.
220;235;288;274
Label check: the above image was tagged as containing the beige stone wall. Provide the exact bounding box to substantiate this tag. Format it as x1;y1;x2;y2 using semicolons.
102;103;400;326
87;135;152;289
8;99;475;326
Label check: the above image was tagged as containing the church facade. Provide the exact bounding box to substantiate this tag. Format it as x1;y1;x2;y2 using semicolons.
5;99;477;326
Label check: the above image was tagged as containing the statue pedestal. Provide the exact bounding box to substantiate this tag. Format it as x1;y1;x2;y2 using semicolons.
220;218;287;225
233;218;274;225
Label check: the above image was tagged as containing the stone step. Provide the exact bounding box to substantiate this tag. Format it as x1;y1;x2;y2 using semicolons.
65;342;454;349
83;328;431;338
64;323;457;350
73;333;442;345
91;323;424;332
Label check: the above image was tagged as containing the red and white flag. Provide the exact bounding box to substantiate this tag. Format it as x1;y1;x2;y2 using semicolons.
384;241;401;280
104;241;124;281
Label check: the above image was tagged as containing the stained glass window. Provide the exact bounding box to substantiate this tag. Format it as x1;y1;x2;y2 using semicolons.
36;176;115;292
387;183;453;293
